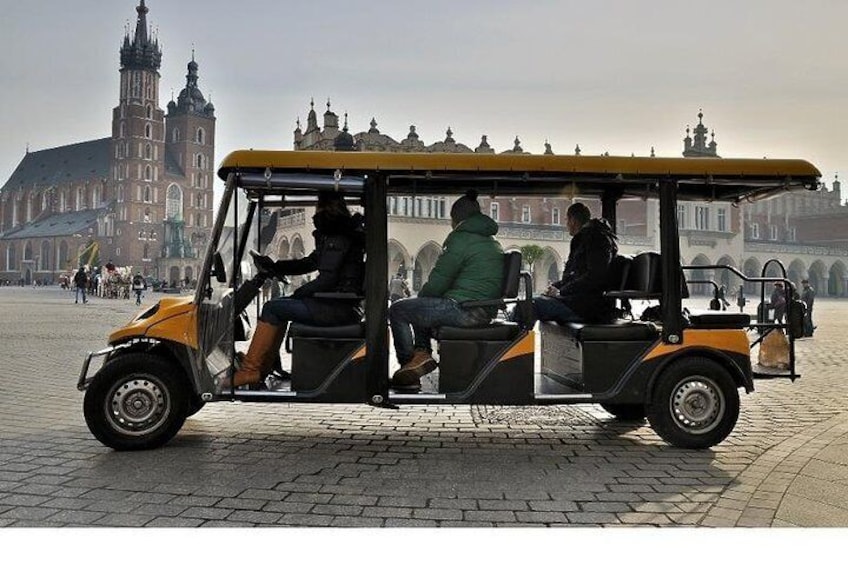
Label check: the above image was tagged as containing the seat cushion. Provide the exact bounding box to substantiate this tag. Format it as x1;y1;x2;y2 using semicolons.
566;321;659;341
687;312;751;329
288;322;365;339
437;322;521;341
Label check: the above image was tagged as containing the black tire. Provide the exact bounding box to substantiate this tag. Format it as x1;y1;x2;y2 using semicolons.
83;353;189;451
647;357;740;449
600;403;646;421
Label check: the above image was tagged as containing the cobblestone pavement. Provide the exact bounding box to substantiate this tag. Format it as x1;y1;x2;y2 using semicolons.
0;287;846;528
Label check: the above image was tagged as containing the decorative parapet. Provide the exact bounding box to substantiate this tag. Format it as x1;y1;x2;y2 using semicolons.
744;241;848;257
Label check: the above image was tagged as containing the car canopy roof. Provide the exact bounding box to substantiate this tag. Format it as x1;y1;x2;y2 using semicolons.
218;150;821;203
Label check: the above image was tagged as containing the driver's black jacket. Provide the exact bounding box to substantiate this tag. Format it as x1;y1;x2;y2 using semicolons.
268;211;365;325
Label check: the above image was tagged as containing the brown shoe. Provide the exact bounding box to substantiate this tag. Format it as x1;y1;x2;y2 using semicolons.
391;350;437;389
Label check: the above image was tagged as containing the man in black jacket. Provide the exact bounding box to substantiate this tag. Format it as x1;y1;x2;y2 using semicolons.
531;202;618;324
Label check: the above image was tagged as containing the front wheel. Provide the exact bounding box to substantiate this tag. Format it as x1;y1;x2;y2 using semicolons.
83;353;189;451
647;357;740;449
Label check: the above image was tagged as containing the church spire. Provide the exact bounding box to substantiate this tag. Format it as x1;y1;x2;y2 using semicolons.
120;1;162;71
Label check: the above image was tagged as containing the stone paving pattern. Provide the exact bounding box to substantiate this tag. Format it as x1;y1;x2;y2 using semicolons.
0;287;846;527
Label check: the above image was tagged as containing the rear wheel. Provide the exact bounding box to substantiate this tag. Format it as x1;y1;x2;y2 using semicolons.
647;357;740;449
83;353;189;451
600;403;646;421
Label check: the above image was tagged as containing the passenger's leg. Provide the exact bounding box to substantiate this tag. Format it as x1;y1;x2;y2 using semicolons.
227;299;311;389
532;295;582;324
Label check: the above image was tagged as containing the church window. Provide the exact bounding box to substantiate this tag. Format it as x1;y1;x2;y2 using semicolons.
145;124;152;139
119;122;126;138
143;186;151;203
146;105;153;119
145;144;152;160
196;128;205;144
172;128;180;143
196;154;204;169
166;184;183;220
144;166;152;181
144;208;151;223
196;213;202;228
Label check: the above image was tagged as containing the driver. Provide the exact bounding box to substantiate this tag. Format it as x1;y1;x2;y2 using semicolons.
217;191;365;392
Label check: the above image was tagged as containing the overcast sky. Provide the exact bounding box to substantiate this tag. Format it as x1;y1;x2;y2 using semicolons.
2;0;846;200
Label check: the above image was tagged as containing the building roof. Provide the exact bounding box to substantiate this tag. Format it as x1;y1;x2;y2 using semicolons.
1;138;111;194
0;209;102;241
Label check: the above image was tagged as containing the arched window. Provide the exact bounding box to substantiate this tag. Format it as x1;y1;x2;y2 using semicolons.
40;240;51;271
144;208;151;223
144;166;152;181
196;128;205;144
145;124;152;139
146;105;153;119
172;128;180;143
8;244;18;271
166;184;183;220
196;154;204;169
117;185;124;203
41;191;49;212
143;186;151;203
119;122;126;138
196;213;201;227
145;144;152;160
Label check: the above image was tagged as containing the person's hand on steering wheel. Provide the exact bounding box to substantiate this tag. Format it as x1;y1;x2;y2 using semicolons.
250;250;276;276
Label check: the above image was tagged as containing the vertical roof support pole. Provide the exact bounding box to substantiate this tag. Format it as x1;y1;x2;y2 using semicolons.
601;188;621;235
659;178;684;344
364;174;389;404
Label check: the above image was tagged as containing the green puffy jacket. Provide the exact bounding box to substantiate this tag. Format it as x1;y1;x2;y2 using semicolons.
419;213;504;303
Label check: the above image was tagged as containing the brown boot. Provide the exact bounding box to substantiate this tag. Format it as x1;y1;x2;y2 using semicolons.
233;321;285;387
391;349;437;390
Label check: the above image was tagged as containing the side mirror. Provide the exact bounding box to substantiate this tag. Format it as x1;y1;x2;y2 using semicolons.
211;252;227;283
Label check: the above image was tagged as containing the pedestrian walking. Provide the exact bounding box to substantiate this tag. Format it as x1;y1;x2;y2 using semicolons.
132;273;146;306
73;267;89;304
801;279;816;337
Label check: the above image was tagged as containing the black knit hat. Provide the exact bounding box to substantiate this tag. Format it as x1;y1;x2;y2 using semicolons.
450;189;481;223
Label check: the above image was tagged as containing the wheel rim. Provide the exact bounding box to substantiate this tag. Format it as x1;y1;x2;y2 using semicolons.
668;375;725;435
104;374;171;437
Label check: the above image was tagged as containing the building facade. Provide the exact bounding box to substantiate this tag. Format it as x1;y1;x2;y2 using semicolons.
268;103;848;298
0;1;215;285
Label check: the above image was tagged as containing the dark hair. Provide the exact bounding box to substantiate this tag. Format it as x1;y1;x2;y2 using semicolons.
566;202;591;225
317;191;351;219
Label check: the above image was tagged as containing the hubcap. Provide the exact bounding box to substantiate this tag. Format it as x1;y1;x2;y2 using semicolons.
669;375;724;435
106;375;170;436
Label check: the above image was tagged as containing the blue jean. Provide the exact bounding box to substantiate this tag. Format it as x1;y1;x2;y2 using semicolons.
533;295;582;324
260;298;318;327
389;297;491;364
75;286;87;303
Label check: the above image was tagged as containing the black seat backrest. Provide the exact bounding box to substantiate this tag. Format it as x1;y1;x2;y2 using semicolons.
626;252;662;295
607;254;632;292
502;250;522;299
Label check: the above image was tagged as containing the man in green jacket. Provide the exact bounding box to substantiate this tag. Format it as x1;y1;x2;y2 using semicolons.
389;189;504;390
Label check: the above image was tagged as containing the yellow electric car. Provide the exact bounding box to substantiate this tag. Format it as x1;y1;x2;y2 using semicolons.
78;150;820;450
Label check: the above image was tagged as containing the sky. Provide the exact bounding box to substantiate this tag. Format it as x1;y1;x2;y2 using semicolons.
2;0;847;201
